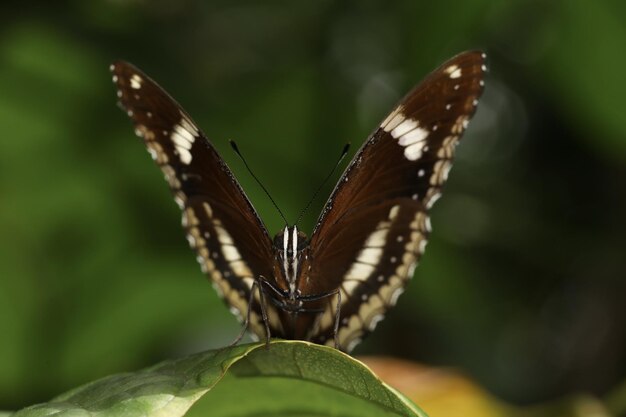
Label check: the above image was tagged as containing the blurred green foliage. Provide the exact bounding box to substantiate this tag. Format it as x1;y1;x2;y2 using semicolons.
0;0;625;411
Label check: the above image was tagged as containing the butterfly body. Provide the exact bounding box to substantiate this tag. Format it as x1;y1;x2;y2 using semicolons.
263;226;337;341
111;51;486;352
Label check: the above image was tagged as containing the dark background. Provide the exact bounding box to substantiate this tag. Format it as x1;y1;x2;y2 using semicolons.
1;0;625;410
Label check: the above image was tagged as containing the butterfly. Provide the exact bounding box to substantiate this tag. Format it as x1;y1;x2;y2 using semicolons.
111;51;486;352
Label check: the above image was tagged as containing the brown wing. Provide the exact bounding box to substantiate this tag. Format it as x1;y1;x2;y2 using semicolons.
304;51;487;351
110;61;281;339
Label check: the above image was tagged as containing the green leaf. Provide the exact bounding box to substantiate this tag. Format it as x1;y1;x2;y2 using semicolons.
14;341;426;417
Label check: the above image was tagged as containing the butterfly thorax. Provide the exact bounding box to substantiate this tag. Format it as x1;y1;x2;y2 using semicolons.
269;225;312;308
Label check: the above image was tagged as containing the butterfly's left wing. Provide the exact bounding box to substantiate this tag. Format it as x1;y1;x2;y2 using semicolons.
110;61;283;339
304;51;487;351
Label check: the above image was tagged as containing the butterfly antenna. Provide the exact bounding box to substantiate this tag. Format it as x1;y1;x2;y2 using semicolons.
229;140;289;226
295;142;350;226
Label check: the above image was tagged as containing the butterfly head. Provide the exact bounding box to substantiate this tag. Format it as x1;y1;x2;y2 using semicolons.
273;225;309;296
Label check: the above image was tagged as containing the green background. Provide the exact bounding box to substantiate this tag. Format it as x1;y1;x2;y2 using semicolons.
0;0;624;410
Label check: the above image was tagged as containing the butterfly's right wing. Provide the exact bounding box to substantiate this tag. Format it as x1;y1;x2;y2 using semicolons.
111;61;283;338
305;51;486;351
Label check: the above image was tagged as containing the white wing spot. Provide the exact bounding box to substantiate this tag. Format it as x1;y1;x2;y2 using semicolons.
407;262;417;277
215;226;233;245
365;228;388;247
452;115;469;134
182;207;199;227
389;287;404;305
342;280;359;295
390;118;418;139
368;314;384;331
176;147;192;165
346;262;375;281
404;141;426;161
398;127;428;146
203;202;213;218
358;247;383;265
438;135;459;158
445;104;452;110
441;161;452;181
346;338;362;353
418;239;427;254
174;193;185;209
431;160;452;185
418;169;425;177
388;114;429;161
444;64;462;79
344;218;394;284
381;106;405;131
388;205;400;220
425;216;432;233
171;114;199;165
230;260;252;277
130;74;143;89
425;191;441;209
229;306;242;320
222;245;241;262
159;146;180;173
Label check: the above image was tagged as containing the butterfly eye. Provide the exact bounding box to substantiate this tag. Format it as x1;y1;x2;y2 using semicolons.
295;233;308;251
273;233;286;249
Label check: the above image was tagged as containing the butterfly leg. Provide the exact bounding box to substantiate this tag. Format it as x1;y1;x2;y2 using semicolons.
229;280;259;347
333;289;341;349
297;288;343;349
257;276;273;349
